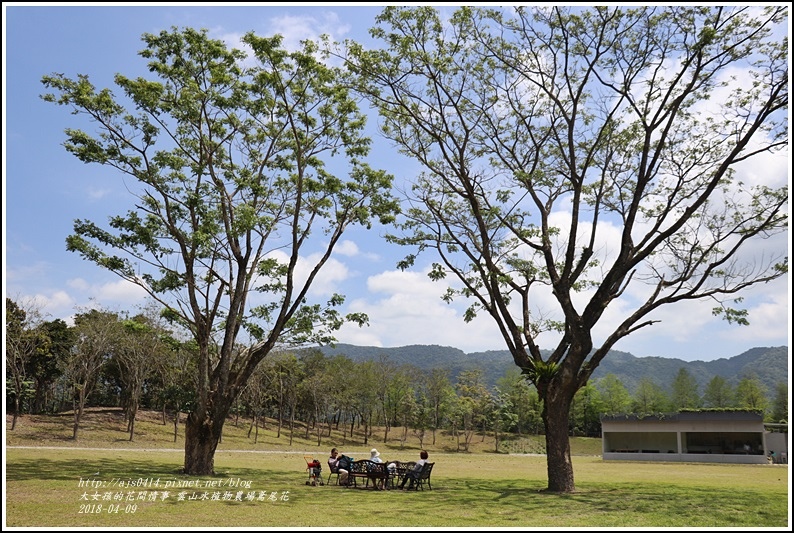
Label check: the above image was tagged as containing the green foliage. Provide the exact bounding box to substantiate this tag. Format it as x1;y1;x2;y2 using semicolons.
671;368;702;410
6;298;52;418
314;343;787;410
346;4;787;492
735;374;769;411
42;26;399;354
770;382;788;424
520;358;560;386
594;373;632;415
703;375;734;408
631;377;671;415
41;26;400;472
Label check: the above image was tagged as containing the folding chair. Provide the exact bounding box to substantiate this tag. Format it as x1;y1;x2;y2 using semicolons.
327;466;341;486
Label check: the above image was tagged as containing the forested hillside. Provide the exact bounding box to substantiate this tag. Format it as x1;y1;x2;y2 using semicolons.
312;344;788;398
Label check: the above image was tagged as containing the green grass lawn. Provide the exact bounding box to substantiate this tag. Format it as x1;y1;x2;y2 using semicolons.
5;447;789;528
4;410;791;528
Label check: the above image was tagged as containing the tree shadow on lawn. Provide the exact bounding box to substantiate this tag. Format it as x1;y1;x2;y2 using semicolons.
6;456;185;483
456;479;786;526
6;455;300;485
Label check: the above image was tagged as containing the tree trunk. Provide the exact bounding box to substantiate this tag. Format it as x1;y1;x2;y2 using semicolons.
33;378;47;414
72;403;82;440
127;400;138;441
183;410;224;475
543;389;575;493
11;396;19;430
464;429;473;451
173;408;179;443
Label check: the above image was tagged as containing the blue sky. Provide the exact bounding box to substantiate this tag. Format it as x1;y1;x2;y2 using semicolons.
3;3;791;363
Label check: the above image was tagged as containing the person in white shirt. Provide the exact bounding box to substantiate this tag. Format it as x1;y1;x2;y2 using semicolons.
399;450;428;490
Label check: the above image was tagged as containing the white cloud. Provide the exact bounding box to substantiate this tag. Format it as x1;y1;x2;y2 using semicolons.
7;291;75;322
267;12;351;52
259;249;352;299
306;255;350;297
335;266;503;351
86;187;112;201
4;261;49;283
214;10;352;68
335;239;360;257
721;279;790;344
67;278;90;291
94;278;149;302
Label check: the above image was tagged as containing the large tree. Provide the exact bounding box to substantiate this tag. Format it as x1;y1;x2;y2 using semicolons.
41;28;398;474
346;6;788;492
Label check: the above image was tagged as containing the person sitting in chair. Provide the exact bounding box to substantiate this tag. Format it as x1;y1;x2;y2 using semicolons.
328;447;350;486
399;450;428;490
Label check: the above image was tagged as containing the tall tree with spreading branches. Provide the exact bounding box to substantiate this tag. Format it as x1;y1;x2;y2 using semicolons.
345;5;787;492
41;27;399;474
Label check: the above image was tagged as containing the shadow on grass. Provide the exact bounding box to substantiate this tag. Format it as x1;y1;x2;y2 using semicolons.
442;478;787;527
7;456;186;482
6;453;788;527
7;454;308;486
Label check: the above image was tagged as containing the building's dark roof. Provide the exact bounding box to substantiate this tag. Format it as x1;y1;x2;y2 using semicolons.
600;410;764;423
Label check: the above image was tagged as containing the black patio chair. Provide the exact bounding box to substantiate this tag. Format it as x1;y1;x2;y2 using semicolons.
414;461;434;491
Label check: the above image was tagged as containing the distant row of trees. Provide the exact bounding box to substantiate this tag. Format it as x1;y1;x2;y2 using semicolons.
7;297;787;449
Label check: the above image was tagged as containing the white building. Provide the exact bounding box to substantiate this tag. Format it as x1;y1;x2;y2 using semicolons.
601;410;787;464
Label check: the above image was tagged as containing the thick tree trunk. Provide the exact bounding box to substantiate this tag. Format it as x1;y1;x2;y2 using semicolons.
543;390;575;493
183;410;224;475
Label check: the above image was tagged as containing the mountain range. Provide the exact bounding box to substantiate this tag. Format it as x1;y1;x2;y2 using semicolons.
306;343;789;398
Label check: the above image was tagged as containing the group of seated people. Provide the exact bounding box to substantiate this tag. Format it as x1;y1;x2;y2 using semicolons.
327;447;429;490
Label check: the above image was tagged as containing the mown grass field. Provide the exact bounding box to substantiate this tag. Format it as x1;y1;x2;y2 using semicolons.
5;409;791;528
